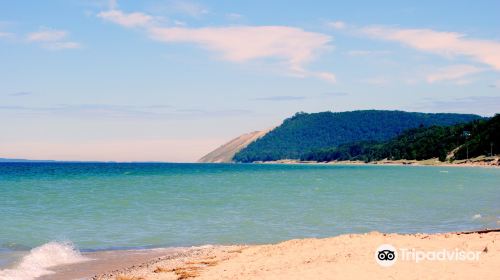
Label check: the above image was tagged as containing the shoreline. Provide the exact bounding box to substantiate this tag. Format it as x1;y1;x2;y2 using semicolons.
252;155;500;168
44;229;500;280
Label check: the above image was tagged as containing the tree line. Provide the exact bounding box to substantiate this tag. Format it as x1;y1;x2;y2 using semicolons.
300;114;499;162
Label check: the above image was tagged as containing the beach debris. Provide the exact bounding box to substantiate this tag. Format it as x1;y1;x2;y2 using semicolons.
186;259;219;266
153;266;171;273
227;248;244;253
177;269;200;279
153;265;202;279
115;275;144;280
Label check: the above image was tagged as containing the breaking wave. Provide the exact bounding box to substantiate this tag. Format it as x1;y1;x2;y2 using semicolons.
0;242;88;280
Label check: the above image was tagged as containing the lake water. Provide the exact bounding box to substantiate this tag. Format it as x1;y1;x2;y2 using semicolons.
1;162;499;277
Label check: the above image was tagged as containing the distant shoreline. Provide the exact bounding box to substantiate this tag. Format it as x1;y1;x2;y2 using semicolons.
0;159;500;168
251;156;500;168
1;159;499;168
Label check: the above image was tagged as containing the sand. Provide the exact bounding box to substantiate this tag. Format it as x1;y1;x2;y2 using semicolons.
85;230;499;280
257;155;500;168
37;248;190;280
198;129;271;163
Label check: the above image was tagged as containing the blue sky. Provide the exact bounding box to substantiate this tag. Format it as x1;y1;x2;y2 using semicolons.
1;0;499;161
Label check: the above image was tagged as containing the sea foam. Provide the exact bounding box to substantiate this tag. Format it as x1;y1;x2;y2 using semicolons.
0;242;88;280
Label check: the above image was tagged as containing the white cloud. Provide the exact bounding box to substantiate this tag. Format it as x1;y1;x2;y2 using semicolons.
26;28;81;50
361;26;500;71
0;32;13;38
97;10;153;27
148;25;335;82
44;41;82;50
226;13;243;20
170;0;209;17
97;3;336;83
328;21;346;30
27;29;67;42
313;72;336;83
173;20;186;26
346;50;391;56
426;64;483;83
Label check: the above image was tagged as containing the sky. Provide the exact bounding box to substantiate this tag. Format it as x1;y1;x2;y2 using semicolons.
1;0;499;162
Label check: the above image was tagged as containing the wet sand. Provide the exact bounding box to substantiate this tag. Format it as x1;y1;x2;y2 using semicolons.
38;247;190;280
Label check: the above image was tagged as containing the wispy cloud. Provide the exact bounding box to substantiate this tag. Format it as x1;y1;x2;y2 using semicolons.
0;104;251;119
45;41;82;50
226;13;243;20
172;108;251;118
75;0;114;9
146;0;209;18
169;0;209;17
27;29;67;42
410;96;500;116
0;104;155;118
252;95;306;101
8;91;33;97
346;50;391;56
97;4;336;83
361;26;500;71
426;64;483;83
26;27;81;50
108;0;118;9
313;71;336;83
327;21;346;30
97;9;153;27
148;26;335;82
252;92;348;102
173;20;186;26
0;31;14;38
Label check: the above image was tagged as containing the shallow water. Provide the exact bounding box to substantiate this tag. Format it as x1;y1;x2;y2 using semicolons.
1;162;499;276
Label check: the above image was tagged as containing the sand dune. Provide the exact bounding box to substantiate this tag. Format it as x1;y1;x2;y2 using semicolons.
198;130;270;163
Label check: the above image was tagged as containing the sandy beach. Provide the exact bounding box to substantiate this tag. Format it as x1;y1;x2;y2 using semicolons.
256;155;500;168
47;229;499;280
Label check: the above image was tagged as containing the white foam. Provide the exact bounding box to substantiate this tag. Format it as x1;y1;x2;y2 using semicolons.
0;242;89;280
472;214;482;220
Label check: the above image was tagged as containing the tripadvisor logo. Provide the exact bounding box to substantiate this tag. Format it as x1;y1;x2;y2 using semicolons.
375;244;482;267
375;244;397;267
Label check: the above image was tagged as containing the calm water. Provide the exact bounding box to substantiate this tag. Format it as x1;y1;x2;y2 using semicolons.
1;162;499;269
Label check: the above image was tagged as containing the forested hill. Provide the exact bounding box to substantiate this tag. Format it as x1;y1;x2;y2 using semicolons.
300;114;499;162
233;110;482;162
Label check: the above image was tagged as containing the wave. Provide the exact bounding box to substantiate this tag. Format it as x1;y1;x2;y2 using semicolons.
0;241;89;280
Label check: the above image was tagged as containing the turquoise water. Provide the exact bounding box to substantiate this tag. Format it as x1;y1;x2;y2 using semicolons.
1;162;499;268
